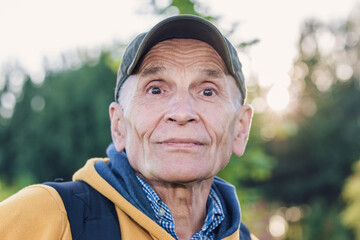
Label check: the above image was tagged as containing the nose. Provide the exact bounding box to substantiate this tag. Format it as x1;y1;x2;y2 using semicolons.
164;93;199;125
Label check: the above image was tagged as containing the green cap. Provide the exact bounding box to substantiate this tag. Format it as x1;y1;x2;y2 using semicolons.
115;14;246;104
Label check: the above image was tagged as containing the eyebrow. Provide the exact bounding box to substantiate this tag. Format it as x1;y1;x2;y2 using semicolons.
200;68;224;79
140;66;166;77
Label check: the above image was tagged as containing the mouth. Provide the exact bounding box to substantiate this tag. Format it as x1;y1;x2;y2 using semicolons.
157;138;205;148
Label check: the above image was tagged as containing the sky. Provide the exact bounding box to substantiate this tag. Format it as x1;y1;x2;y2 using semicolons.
0;0;359;111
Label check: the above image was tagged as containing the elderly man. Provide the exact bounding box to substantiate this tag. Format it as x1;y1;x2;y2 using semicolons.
0;15;254;239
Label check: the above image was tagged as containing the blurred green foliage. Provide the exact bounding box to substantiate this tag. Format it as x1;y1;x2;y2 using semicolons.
258;14;360;203
342;160;360;239
218;146;275;204
149;0;215;20
252;6;360;239
0;52;116;187
1;0;360;239
302;200;350;240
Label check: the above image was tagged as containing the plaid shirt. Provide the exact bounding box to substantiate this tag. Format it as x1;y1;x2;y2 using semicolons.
136;176;225;240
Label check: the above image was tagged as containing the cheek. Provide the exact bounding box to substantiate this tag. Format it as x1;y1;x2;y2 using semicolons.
124;101;168;177
124;101;165;147
200;104;236;143
202;106;236;166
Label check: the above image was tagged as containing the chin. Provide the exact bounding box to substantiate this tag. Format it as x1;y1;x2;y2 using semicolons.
159;176;208;184
153;168;214;184
141;153;217;182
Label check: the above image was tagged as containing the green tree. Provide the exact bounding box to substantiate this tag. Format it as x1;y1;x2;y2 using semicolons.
262;9;360;204
342;160;360;239
0;52;116;185
250;5;360;239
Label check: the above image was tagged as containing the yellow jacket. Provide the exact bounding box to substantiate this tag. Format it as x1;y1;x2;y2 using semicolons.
0;157;257;239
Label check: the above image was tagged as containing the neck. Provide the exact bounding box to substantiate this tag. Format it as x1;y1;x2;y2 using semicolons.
144;177;214;240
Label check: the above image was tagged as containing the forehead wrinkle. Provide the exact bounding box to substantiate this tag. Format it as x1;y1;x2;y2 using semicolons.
140;39;226;68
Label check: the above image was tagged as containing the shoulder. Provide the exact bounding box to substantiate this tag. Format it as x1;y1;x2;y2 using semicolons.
0;184;71;240
1;184;66;213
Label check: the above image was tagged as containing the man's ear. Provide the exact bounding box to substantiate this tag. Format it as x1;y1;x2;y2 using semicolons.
109;102;126;152
232;104;253;157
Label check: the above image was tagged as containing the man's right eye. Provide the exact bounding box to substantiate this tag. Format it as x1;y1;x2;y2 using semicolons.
149;87;162;94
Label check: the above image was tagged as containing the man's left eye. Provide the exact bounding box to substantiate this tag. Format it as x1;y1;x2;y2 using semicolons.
150;87;162;94
202;89;214;96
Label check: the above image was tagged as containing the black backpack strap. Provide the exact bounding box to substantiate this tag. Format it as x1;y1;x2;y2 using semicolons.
44;180;121;240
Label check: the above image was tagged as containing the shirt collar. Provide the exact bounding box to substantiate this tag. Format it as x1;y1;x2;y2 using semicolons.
136;175;225;239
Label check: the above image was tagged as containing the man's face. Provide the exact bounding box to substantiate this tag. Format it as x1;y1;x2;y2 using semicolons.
110;39;252;184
